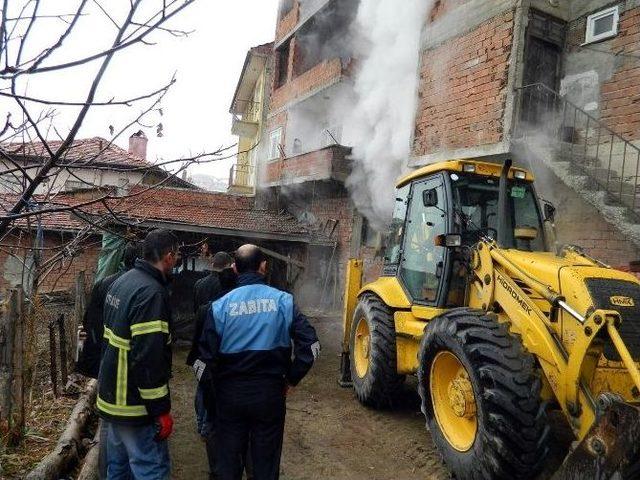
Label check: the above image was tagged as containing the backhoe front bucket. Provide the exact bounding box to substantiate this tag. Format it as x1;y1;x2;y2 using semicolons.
552;394;640;480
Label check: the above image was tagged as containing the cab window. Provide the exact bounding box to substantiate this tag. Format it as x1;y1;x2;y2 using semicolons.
400;177;447;303
384;184;410;265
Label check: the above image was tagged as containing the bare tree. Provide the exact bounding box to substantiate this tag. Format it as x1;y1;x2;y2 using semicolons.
0;1;258;453
0;1;254;286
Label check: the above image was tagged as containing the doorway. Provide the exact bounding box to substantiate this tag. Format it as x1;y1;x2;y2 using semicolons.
521;10;566;125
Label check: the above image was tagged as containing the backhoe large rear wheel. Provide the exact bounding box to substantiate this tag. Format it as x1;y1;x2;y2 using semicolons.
418;308;550;480
350;294;405;408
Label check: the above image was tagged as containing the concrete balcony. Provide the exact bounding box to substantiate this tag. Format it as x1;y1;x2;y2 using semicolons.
231;101;261;138
228;156;255;195
231;117;259;138
263;145;351;187
270;58;351;113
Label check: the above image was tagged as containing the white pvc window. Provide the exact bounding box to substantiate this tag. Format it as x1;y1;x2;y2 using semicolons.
268;127;283;160
585;6;619;44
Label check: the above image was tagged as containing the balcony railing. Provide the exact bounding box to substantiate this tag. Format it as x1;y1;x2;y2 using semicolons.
514;83;640;217
233;100;261;123
229;161;255;190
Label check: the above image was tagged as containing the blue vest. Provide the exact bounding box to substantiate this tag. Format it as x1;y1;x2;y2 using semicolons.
212;284;294;354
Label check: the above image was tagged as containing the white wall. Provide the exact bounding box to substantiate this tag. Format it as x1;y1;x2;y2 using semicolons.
0;159;146;195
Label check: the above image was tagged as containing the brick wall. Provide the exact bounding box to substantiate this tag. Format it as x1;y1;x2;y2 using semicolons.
309;192;354;270
413;9;514;157
429;0;473;22
599;6;640;141
276;1;299;43
0;231;101;294
264;146;349;185
271;58;344;112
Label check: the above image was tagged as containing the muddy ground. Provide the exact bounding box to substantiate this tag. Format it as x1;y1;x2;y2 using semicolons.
169;316;570;480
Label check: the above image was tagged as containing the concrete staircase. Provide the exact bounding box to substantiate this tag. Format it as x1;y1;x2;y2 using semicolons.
513;83;640;249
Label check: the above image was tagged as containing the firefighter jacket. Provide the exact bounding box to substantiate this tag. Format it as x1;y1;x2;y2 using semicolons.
97;259;172;424
199;272;319;387
76;271;123;378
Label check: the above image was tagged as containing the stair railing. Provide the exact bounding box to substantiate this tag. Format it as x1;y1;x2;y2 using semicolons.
514;83;640;212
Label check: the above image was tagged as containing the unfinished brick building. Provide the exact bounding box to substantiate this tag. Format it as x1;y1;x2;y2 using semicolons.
413;0;640;268
249;0;381;308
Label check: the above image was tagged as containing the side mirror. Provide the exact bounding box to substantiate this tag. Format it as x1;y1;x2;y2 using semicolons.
434;233;462;247
423;188;438;207
544;203;556;222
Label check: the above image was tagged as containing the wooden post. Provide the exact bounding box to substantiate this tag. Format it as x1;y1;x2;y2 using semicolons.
58;314;68;388
0;289;25;447
72;271;86;369
12;288;24;446
48;321;58;398
0;290;15;443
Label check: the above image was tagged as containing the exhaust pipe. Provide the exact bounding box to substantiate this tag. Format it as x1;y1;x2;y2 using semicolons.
497;159;513;248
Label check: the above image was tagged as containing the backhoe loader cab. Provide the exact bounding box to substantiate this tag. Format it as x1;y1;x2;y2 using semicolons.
383;160;546;308
341;159;640;480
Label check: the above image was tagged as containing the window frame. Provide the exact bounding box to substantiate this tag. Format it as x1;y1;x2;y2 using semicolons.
268;127;283;161
584;6;619;45
397;173;453;307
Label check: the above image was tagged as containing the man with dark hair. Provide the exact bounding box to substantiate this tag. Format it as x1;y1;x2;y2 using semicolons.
77;241;140;379
192;251;237;315
199;244;320;480
188;251;238;480
98;229;179;479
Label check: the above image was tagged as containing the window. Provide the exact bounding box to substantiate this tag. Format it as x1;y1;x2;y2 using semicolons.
385;185;410;265
276;40;291;88
268;128;283;160
361;218;379;248
400;178;447;303
585;6;619;44
451;173;545;252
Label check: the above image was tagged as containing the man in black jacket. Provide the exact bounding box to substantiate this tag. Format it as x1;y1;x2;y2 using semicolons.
98;229;179;479
188;251;236;479
199;244;320;480
192;251;236;316
76;242;140;379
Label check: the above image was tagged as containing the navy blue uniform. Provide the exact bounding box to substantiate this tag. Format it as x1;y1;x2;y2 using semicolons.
199;273;319;480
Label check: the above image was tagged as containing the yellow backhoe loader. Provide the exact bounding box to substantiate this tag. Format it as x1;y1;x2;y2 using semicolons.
340;159;640;479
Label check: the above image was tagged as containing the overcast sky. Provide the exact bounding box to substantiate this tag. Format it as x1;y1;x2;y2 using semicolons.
1;1;280;179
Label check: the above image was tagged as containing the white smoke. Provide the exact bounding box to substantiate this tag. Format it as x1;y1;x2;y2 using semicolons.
344;0;432;229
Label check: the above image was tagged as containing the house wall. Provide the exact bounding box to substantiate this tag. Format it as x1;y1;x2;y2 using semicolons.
0;160;145;194
518;145;640;267
561;0;640;138
0;231;101;295
411;0;518;166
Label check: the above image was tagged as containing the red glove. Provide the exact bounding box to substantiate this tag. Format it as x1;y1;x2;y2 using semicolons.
154;412;174;441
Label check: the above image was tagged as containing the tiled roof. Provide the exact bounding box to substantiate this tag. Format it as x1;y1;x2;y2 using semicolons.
4;137;151;169
0;187;324;242
0;194;85;231
99;186;310;237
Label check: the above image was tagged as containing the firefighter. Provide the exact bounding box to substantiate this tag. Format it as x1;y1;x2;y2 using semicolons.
97;229;180;479
76;241;140;479
198;244;320;480
77;241;140;379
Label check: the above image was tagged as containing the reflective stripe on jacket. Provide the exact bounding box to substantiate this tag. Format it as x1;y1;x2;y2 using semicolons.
97;259;172;424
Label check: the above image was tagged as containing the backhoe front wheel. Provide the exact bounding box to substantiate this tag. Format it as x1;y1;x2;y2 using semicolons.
350;294;405;408
418;309;550;480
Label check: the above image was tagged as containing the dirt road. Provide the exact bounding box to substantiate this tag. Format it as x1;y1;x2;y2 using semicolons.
169;315;569;479
169;315;449;480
